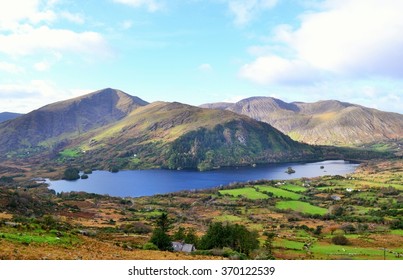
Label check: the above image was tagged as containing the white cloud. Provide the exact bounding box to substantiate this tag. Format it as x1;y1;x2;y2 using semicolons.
240;55;321;85
34;61;51;71
0;61;24;74
60;11;85;24
227;0;278;26
0;25;109;56
240;0;403;85
0;1;109;59
0;81;93;113
293;0;403;76
113;0;162;12
0;0;57;31
121;20;133;30
198;63;213;72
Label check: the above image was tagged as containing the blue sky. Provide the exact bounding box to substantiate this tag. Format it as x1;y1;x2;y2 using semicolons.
0;0;402;113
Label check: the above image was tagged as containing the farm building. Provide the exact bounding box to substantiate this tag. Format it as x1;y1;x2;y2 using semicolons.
171;242;196;253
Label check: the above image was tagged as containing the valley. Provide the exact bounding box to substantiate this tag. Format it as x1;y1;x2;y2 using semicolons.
0;159;401;260
0;88;401;260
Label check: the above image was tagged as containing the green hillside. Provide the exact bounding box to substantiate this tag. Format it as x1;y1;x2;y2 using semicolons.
73;102;314;171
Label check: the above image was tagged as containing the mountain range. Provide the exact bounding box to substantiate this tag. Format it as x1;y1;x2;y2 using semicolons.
201;97;403;146
0;88;320;171
0;88;399;171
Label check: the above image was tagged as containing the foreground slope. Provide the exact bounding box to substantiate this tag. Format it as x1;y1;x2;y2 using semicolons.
201;97;403;146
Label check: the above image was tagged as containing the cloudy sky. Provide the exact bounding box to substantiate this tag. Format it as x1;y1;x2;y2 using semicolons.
0;0;402;113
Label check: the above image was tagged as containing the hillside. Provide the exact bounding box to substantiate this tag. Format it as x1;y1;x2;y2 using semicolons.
201;97;403;146
0;88;148;156
0;90;318;171
73;101;313;171
0;112;22;123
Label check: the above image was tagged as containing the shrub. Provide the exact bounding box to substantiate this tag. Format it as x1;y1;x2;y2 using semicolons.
83;169;93;174
199;222;259;256
143;242;159;250
121;222;152;234
63;168;80;180
390;219;403;230
332;235;349;245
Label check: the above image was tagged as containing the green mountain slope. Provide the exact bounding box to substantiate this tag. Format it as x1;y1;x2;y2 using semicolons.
0;88;148;156
201;97;403;146
77;102;314;171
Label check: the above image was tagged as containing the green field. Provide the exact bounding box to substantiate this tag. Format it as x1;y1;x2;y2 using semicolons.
276;201;328;215
255;185;302;200
311;243;403;260
279;184;307;193
59;148;81;158
274;239;306;250
219;188;269;200
391;229;403;236
0;230;79;246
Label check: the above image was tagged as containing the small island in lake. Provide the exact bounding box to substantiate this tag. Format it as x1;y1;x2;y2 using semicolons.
286;167;296;174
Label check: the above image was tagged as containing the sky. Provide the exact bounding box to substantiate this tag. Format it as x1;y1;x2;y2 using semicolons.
0;0;402;114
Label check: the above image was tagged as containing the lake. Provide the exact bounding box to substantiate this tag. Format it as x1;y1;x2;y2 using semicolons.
47;160;358;198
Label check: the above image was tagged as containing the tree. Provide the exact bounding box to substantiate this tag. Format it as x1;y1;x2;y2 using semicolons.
199;222;259;256
156;213;171;232
184;228;199;246
263;231;276;260
314;225;323;236
173;227;186;241
332;235;349;245
149;213;172;251
150;228;172;251
63;167;80;180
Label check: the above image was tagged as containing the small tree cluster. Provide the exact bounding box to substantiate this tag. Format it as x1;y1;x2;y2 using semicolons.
63;167;80;180
199;222;259;256
172;227;199;246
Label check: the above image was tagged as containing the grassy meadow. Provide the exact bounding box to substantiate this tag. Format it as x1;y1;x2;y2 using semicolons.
0;159;402;260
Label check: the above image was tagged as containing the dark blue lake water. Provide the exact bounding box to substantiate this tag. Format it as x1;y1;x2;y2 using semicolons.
47;160;358;197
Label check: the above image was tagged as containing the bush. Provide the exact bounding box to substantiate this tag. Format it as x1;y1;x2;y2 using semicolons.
332;235;349;245
143;242;159;250
110;166;119;173
199;222;259;256
121;222;152;234
63;168;80;180
341;224;356;234
0;176;14;184
390;219;403;230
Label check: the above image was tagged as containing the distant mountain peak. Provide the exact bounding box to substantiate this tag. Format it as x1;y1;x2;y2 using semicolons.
0;88;149;153
202;96;403;146
234;96;300;112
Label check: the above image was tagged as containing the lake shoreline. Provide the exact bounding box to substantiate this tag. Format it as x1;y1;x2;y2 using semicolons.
47;160;359;198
